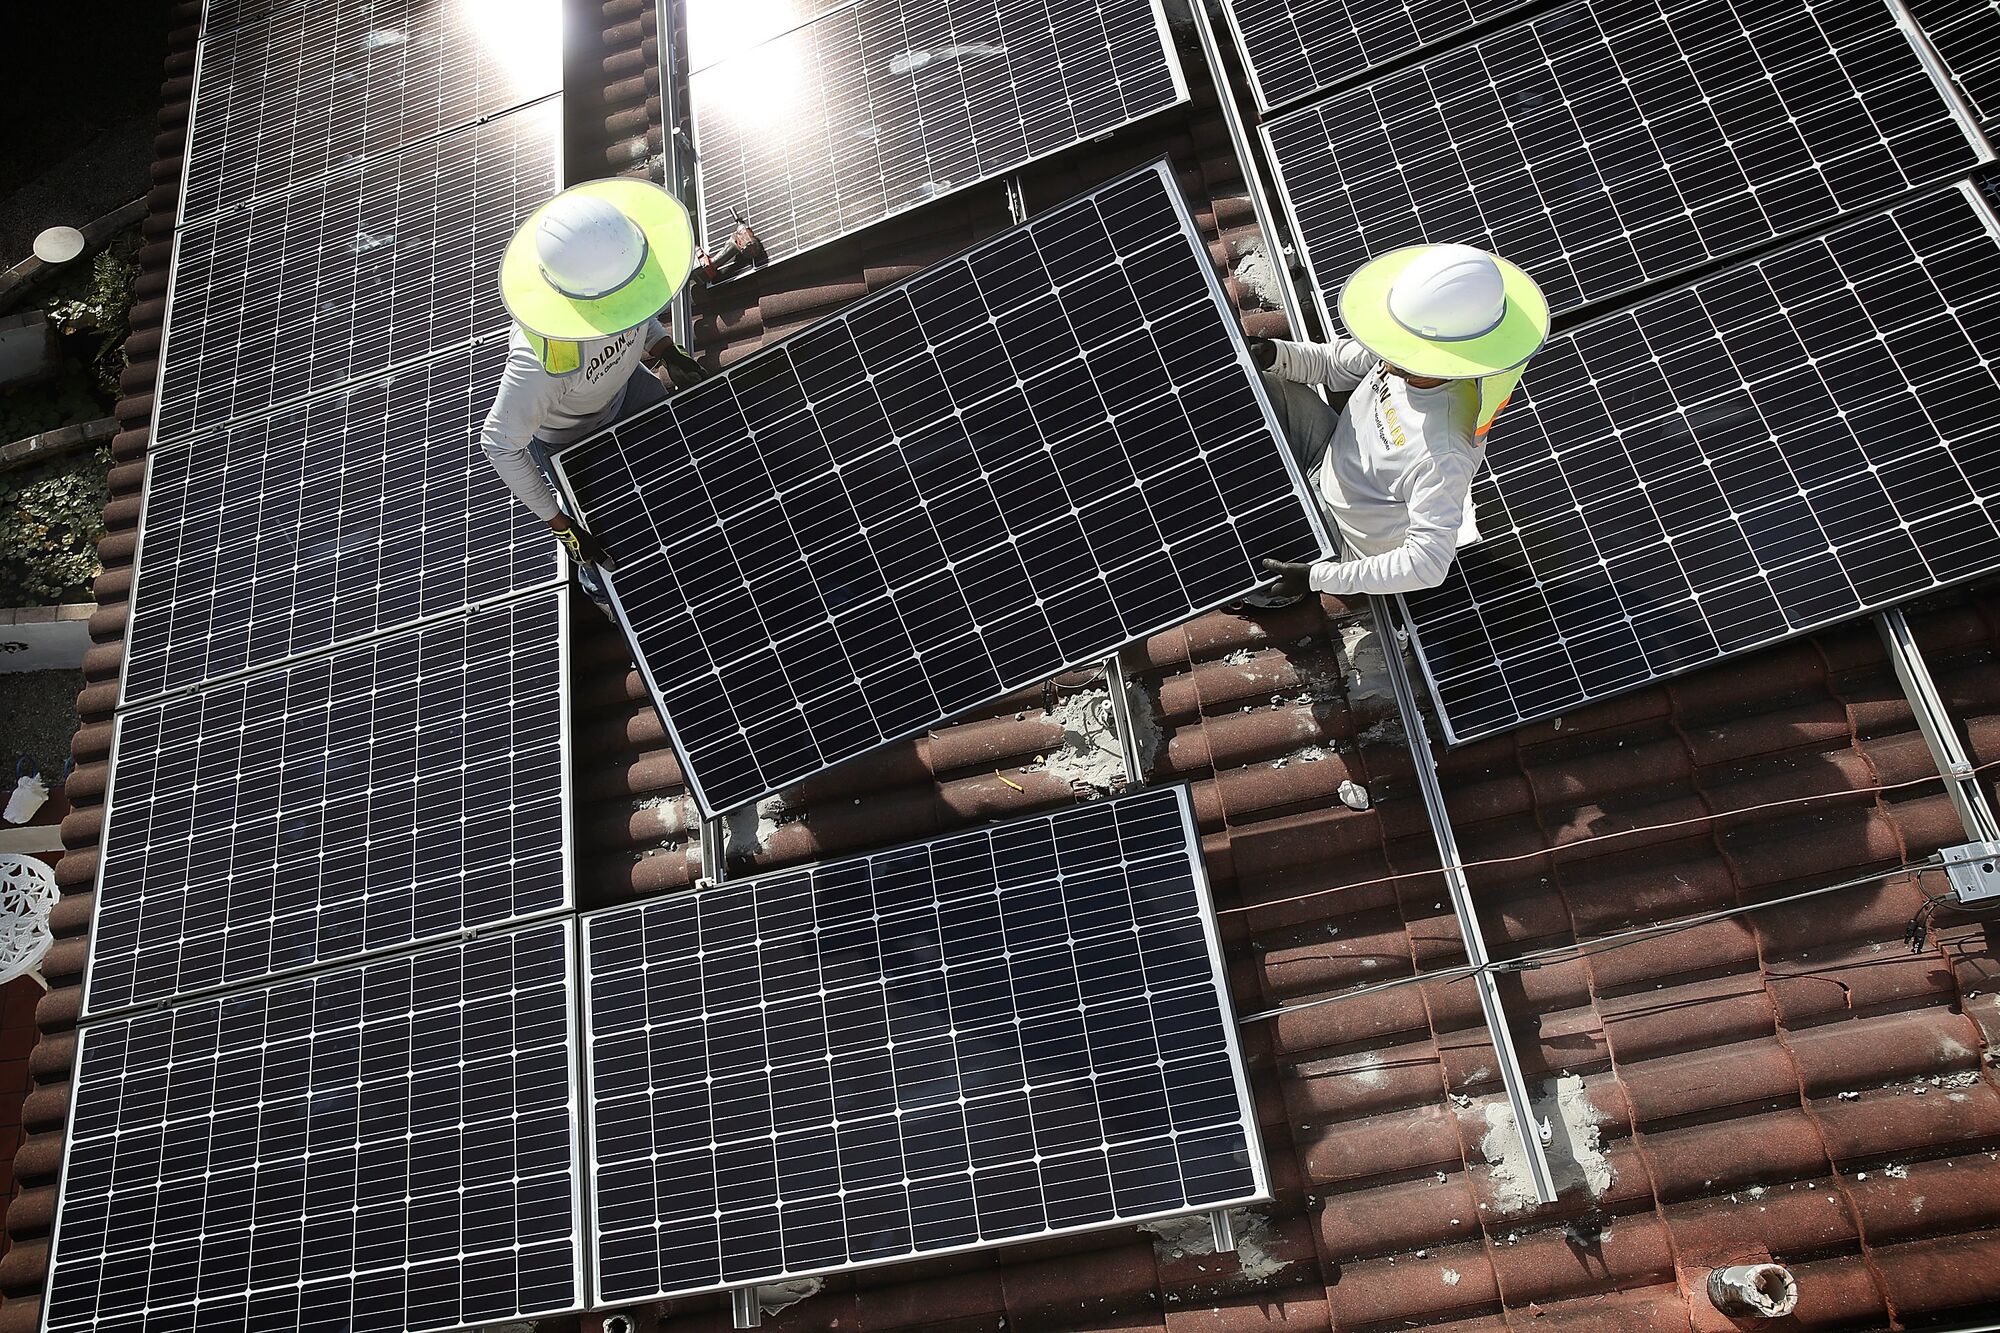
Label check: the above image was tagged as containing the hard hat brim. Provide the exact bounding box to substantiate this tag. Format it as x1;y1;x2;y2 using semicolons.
1338;245;1550;380
500;178;696;341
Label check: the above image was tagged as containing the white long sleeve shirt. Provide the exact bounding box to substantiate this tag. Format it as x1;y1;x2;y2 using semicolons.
480;317;669;520
1269;337;1483;596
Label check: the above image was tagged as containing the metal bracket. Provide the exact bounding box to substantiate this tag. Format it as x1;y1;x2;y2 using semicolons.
1103;651;1148;788
1944;840;2000;905
1877;608;2000;844
700;811;728;885
730;1286;763;1327
1209;1208;1238;1254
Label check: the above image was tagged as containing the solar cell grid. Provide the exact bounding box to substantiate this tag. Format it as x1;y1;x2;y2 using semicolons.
689;0;1186;267
123;341;557;705
582;785;1264;1303
46;923;584;1333
1222;0;1517;112
1908;0;2000;131
87;592;570;1018
551;163;1329;815
1261;0;1983;321
155;96;558;447
1401;188;2000;741
182;0;561;225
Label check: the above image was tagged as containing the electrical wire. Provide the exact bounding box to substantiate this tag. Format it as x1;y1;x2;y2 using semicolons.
1237;857;1946;1025
1219;754;2000;920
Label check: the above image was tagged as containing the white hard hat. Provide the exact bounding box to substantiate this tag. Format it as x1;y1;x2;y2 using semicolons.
535;192;649;300
1385;243;1507;342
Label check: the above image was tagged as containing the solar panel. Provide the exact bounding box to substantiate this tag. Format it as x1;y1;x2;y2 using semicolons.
689;0;1187;268
45;922;584;1333
85;590;570;1018
1261;0;1985;321
181;0;561;225
1908;0;2000;131
122;340;558;706
154;96;558;447
1222;0;1521;112
1401;186;2000;743
685;0;854;68
549;162;1330;816
582;784;1264;1304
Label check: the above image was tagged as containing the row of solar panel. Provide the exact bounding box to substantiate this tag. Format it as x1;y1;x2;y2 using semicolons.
1246;0;2000;742
1222;0;2000;122
48;788;1266;1331
95;5;579;1036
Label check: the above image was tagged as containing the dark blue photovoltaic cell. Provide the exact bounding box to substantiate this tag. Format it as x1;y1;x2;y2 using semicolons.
124;341;556;703
46;925;583;1333
1263;0;1981;319
1224;0;1516;111
87;593;569;1017
690;0;1185;265
1401;191;2000;741
156;98;558;446
183;0;559;223
551;163;1327;815
583;785;1262;1304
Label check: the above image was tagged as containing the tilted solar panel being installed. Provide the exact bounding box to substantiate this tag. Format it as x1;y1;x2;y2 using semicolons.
153;96;558;447
582;784;1265;1304
180;0;561;225
1222;0;1523;113
122;340;557;706
45;922;584;1333
1261;0;1985;321
688;0;1187;268
85;591;569;1018
1906;0;2000;132
549;161;1330;815
1400;186;2000;743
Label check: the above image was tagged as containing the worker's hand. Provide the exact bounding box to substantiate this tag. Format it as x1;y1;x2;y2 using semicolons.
653;341;708;392
1259;558;1317;599
1246;337;1278;371
550;513;612;570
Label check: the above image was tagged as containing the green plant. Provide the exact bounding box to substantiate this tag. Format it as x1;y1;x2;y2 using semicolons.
46;246;138;396
0;445;110;605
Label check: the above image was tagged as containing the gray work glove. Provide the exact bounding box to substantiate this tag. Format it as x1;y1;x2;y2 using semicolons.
1245;337;1278;371
1259;558;1315;599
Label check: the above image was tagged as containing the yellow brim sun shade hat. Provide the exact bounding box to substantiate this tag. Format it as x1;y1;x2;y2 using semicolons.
1338;243;1550;381
500;177;696;342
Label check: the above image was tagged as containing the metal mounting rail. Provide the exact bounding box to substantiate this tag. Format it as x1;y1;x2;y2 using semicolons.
1877;607;2000;843
1190;0;1558;1202
1374;600;1560;1203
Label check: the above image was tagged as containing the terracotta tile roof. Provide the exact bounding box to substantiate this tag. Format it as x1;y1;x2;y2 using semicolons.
7;2;2000;1330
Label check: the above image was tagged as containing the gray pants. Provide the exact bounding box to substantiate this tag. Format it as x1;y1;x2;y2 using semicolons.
1261;372;1344;534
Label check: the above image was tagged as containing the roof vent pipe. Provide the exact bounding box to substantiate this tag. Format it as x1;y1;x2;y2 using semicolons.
1706;1263;1799;1318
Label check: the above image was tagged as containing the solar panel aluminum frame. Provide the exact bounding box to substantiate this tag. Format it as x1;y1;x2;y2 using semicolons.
143;93;561;452
1217;0;1536;117
79;585;577;1022
576;782;1271;1308
1254;0;1994;328
113;331;568;712
545;159;1336;818
1397;178;2000;746
177;2;565;228
1894;0;2000;145
684;0;1191;271
41;920;591;1333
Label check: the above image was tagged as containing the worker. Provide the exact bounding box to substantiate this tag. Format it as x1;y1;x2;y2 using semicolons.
484;176;713;593
1254;243;1549;600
